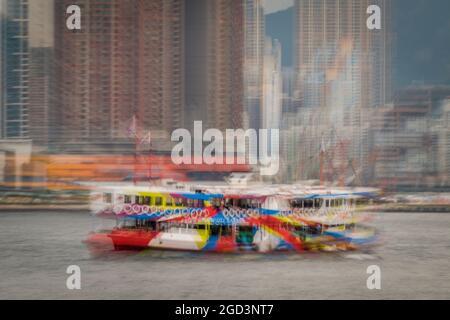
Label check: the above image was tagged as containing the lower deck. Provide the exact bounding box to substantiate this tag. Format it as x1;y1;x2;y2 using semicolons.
85;220;376;253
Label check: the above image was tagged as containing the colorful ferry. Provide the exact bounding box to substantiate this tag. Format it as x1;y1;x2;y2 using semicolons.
85;182;378;253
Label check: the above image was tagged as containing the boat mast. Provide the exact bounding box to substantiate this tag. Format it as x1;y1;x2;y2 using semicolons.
319;136;325;185
130;114;138;186
129;113;152;186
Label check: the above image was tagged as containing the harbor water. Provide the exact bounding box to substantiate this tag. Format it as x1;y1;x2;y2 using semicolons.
0;211;449;299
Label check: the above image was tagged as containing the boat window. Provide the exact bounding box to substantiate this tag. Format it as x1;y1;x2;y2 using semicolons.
224;198;256;209
124;219;136;228
158;222;168;232
103;193;112;204
210;198;221;208
238;199;246;208
165;196;173;206
124;195;132;204
356;198;368;205
224;198;232;207
143;220;156;230
174;197;183;207
303;200;314;208
236;226;254;244
143;196;151;205
251;199;260;208
290;199;302;208
211;225;220;236
221;226;232;236
155;197;162;206
193;200;204;208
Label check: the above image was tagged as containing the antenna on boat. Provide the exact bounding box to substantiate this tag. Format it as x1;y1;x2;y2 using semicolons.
319;135;326;185
126;113;153;186
126;114;138;185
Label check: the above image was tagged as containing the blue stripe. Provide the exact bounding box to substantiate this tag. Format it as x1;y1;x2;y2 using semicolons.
176;193;223;201
203;234;219;251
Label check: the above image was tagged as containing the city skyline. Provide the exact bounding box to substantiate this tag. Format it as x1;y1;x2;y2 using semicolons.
1;0;449;190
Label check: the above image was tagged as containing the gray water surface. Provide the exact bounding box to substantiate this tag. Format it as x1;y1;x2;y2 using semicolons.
0;211;449;299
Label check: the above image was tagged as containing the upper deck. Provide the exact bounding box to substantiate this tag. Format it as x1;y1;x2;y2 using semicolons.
90;182;378;220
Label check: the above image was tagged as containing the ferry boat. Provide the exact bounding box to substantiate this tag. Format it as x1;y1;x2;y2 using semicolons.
85;181;378;253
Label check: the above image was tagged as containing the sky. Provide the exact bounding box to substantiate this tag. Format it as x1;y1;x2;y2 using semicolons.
393;0;450;86
263;0;294;14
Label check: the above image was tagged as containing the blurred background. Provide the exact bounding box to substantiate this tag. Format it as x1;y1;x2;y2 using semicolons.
1;0;450;300
1;0;450;209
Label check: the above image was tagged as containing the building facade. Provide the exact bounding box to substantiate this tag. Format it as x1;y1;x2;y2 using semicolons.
185;0;244;132
28;0;54;147
54;0;185;150
1;0;30;139
54;0;244;152
262;37;282;132
292;0;392;185
243;0;265;132
371;86;450;190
